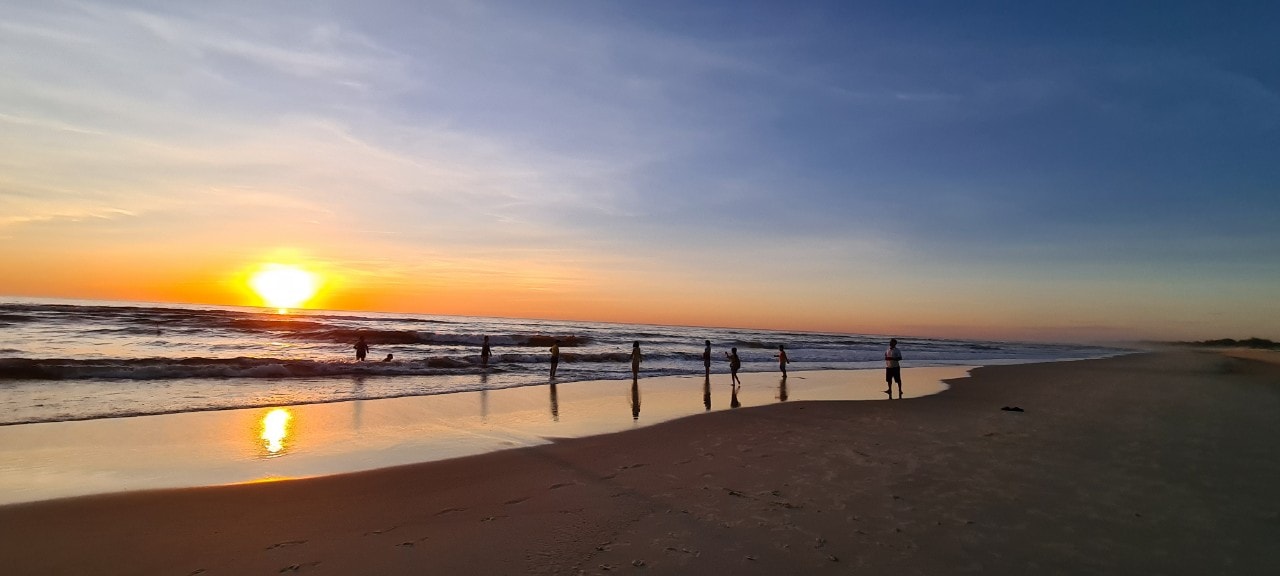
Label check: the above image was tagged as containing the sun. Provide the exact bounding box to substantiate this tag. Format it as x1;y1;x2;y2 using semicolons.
249;264;319;313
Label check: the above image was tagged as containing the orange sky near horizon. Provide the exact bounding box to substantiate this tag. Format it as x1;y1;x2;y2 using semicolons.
2;242;1239;344
4;204;1277;344
0;239;942;338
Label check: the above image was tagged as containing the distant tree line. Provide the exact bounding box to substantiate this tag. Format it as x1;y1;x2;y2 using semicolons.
1174;337;1279;350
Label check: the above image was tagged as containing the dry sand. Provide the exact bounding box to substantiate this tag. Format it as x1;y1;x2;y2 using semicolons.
1;350;1277;575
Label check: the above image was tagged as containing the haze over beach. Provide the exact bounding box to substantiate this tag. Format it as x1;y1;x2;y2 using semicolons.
1;1;1276;341
2;3;1280;575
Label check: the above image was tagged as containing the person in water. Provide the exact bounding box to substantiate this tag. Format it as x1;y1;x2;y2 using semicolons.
549;340;561;379
702;340;712;377
885;338;903;398
776;344;790;377
630;341;642;379
354;335;369;361
480;335;492;367
382;353;394;362
726;347;742;387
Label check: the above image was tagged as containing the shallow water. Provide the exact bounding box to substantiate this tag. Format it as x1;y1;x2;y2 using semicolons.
0;297;1125;425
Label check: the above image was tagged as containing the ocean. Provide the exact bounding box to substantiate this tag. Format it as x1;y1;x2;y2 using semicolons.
0;297;1124;426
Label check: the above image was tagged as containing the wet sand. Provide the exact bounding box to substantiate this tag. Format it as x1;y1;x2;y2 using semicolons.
1;351;1277;575
0;368;961;505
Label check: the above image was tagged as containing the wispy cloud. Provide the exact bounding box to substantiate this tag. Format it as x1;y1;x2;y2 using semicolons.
2;1;1277;338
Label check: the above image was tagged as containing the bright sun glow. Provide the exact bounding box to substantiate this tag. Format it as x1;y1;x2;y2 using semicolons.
260;408;292;455
249;264;318;313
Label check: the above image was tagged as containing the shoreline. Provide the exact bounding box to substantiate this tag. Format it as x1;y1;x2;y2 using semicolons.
0;365;957;428
0;355;1126;427
0;366;967;506
3;350;1275;574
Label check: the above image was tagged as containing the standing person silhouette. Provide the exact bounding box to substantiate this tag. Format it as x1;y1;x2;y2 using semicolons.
354;335;369;362
776;344;790;377
726;347;742;387
630;341;642;379
702;340;712;377
549;339;561;379
480;335;492;368
885;338;903;398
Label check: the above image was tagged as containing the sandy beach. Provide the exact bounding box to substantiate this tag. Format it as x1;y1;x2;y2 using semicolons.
2;350;1277;575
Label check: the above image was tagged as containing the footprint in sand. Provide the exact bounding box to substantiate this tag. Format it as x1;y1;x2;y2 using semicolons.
265;540;307;550
549;482;575;490
504;496;530;505
434;507;467;516
396;537;429;548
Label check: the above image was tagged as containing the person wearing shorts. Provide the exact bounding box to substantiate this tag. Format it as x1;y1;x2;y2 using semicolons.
885;338;903;398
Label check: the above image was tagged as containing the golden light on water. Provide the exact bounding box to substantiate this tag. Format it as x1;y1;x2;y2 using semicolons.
249;264;319;313
260;408;292;455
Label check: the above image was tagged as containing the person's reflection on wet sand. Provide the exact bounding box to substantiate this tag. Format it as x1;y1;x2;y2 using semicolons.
351;375;366;429
703;375;711;411
549;382;559;422
730;382;741;408
778;375;788;402
631;377;641;420
479;372;490;421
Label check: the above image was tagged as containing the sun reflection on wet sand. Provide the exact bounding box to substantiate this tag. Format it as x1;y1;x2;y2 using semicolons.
0;368;967;505
260;408;292;456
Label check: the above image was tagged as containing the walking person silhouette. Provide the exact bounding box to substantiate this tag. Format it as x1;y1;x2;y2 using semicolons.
726;347;742;387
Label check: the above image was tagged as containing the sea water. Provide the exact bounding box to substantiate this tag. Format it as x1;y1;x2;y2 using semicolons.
0;297;1124;425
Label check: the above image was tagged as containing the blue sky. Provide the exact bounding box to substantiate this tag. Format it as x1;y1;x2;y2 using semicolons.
1;1;1277;341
